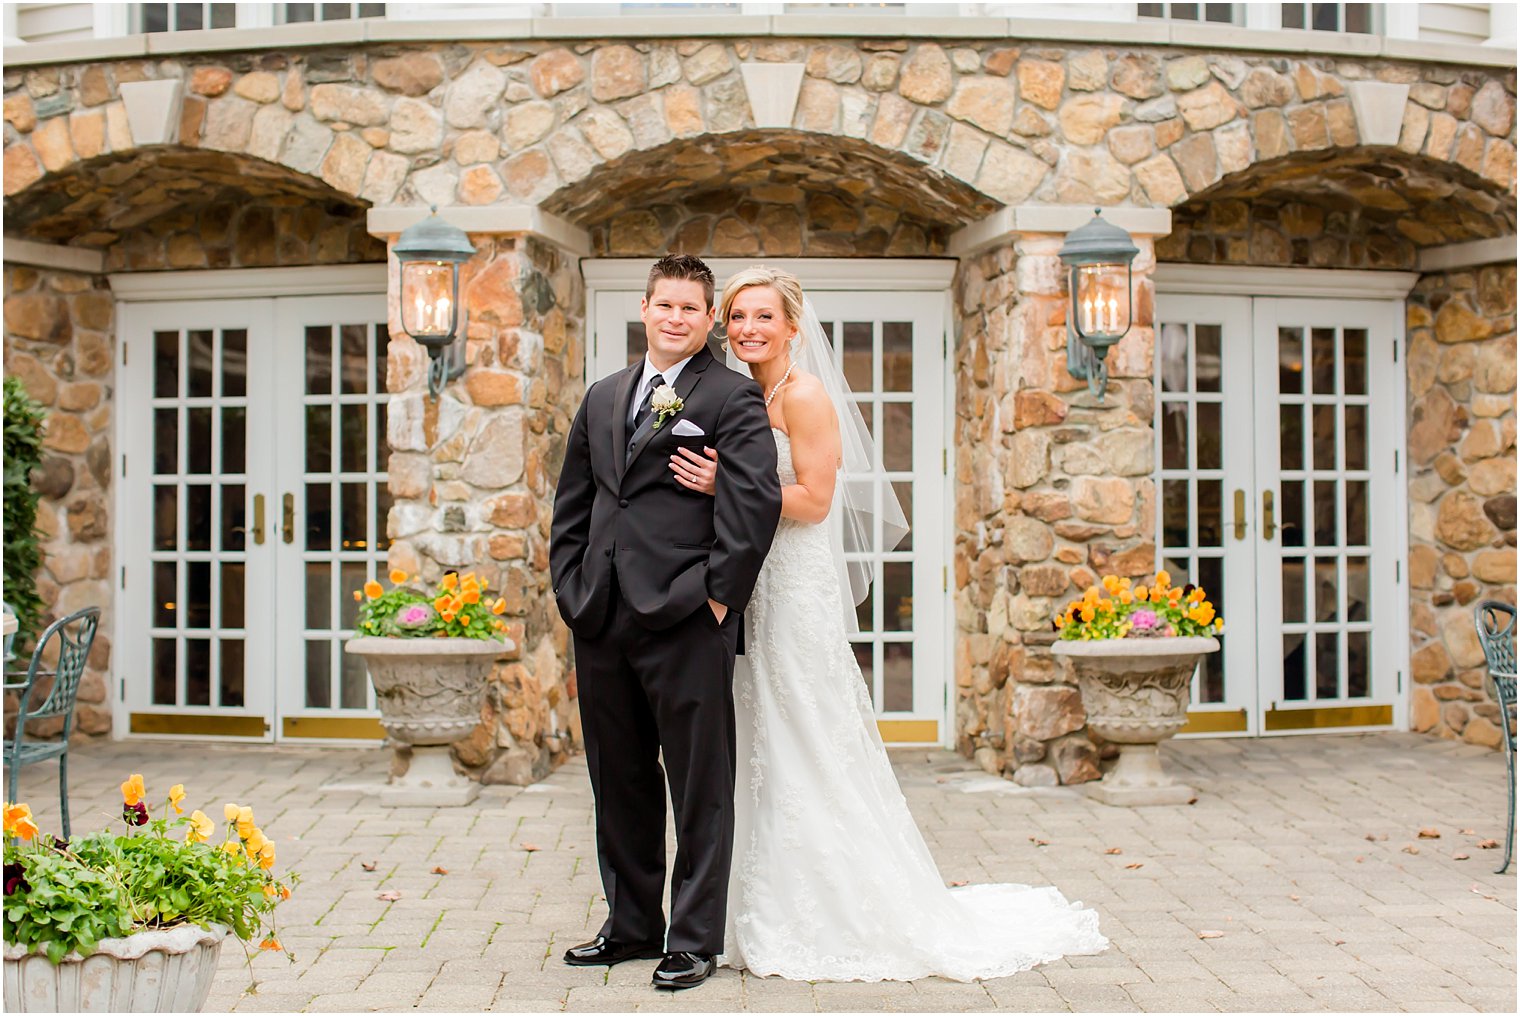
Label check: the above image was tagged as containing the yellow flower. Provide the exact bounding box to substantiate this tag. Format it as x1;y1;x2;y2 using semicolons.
1098;598;1113;613
363;580;383;600
223;802;240;822
491;598;506;615
1079;605;1096;622
1189;587;1206;604
236;807;255;839
4;802;38;842
352;590;363;602
1215;618;1225;631
478;577;489;591
245;828;268;854
222;839;243;858
121;774;146;807
390;569;408;585
168;784;186;815
186;810;215;844
1119;591;1134;605
1154;570;1172;590
1135;585;1150;602
1102;575;1120;594
259;842;276;870
1083;587;1100;605
493;620;506;631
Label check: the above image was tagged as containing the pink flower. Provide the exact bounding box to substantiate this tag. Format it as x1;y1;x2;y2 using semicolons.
1130;609;1160;630
400;606;429;624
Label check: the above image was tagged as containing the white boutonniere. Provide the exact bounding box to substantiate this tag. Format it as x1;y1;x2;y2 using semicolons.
650;384;683;430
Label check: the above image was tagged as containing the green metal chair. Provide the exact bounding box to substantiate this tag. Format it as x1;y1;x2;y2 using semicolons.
4;606;100;840
1474;600;1516;875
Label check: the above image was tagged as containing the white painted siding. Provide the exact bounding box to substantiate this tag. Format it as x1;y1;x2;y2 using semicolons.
14;2;93;42
1419;2;1493;44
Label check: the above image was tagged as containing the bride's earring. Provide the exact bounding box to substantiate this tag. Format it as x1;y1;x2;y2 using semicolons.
721;340;731;354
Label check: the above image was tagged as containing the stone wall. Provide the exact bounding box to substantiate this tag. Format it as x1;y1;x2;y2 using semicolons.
951;235;1159;784
1406;262;1517;747
382;231;584;784
2;264;114;737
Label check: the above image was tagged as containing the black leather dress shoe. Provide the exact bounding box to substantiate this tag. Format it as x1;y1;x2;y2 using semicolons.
562;936;664;967
652;951;716;989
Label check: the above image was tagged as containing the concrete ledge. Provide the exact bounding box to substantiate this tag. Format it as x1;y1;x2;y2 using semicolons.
4;17;1515;68
949;205;1173;257
1154;263;1420;298
1;237;107;274
1416;235;1519;273
366;205;592;258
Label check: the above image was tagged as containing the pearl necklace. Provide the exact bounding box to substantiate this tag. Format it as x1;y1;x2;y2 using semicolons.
764;362;795;408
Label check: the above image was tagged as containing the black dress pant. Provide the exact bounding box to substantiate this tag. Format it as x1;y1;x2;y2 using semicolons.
573;572;740;955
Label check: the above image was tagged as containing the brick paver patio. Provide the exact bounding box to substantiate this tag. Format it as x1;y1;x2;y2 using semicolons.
10;733;1516;1012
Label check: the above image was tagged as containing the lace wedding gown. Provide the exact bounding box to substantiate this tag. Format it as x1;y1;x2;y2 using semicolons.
719;429;1108;982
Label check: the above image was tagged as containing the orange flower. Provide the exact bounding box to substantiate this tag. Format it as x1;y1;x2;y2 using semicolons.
235;806;255;839
1135;585;1150;602
4;802;38;842
1168;587;1184;603
493;620;506;631
440;612;456;624
462;590;481;605
460;615;471;627
1079;605;1096;622
1154;570;1172;590
390;569;408;585
1189;587;1206;604
491;598;506;615
433;595;451;612
186;810;215;844
363;580;383;600
259;842;276;870
259;937;282;952
121;774;146;807
478;577;489;591
441;573;458;591
280;884;291;900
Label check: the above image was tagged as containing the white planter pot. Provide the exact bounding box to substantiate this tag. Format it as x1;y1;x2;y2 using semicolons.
3;924;226;1013
1052;637;1220;807
345;636;512;807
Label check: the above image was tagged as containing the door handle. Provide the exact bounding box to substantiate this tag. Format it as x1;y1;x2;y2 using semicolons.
1262;490;1276;540
282;493;295;545
251;494;266;545
1232;489;1247;541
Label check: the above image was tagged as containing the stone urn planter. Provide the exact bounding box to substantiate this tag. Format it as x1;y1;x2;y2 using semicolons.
4;924;227;1013
1052;637;1219;806
345;636;513;806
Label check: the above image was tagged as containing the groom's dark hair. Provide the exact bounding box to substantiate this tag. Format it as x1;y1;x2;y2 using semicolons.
646;254;716;311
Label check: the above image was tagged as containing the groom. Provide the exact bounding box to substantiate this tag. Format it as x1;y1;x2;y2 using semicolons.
550;254;782;989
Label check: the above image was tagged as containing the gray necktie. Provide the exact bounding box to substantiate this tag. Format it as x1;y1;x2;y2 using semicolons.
630;373;664;433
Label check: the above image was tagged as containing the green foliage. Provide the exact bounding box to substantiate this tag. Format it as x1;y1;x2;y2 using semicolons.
3;374;46;647
3;786;295;966
356;569;508;641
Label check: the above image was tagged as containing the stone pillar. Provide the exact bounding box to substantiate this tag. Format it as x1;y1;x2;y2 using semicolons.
951;207;1168;786
374;214;588;785
1405;262;1518;747
2;262;115;738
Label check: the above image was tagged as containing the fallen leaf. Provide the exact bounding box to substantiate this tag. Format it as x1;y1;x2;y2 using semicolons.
1105;847;1123;855
521;843;541;852
1331;938;1346;946
377;890;401;902
431;866;448;875
1124;862;1144;870
1197;930;1225;939
1453;852;1470;861
1461;828;1476;835
1186;796;1198;805
1029;837;1049;847
360;860;377;872
1417;827;1441;839
1478;839;1499;849
947;880;969;887
1289;894;1301;901
1401;844;1420;855
1469;884;1498;901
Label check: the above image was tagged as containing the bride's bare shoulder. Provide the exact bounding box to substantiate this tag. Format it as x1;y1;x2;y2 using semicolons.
779;372;837;429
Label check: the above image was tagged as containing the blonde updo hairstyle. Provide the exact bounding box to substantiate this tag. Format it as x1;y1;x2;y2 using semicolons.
718;266;807;349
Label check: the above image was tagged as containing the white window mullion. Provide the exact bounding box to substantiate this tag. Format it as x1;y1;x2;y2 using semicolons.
235;3;276;28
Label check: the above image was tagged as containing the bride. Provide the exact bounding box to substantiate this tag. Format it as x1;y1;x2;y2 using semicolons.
667;266;1108;982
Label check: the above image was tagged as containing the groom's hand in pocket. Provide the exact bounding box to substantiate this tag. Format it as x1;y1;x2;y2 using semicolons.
708;598;728;625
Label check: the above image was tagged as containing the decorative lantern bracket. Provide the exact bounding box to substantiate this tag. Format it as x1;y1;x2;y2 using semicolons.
394;207;477;402
1058;210;1139;402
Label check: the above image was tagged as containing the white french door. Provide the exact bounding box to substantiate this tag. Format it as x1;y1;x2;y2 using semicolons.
585;261;952;745
117;289;389;741
1155;290;1405;736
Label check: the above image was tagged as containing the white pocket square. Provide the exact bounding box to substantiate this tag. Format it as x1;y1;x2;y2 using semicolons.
671;419;705;437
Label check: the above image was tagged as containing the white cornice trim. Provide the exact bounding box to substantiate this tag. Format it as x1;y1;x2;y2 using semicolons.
108;264;386;301
2;238;107;274
1153;264;1421;299
4;17;1514;68
949;205;1173;258
1416;236;1518;273
366;205;591;257
582;258;956;291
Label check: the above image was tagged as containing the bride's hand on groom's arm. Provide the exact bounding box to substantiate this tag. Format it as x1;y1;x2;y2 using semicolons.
671;446;719;495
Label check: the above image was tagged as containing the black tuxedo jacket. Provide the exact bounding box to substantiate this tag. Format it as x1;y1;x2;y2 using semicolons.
550;346;782;636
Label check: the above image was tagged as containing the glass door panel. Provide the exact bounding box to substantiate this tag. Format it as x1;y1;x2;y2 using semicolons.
1154;296;1257;736
274;296;390;741
119;301;275;739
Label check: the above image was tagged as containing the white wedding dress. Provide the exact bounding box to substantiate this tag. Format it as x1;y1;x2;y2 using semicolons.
719;429;1108;982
